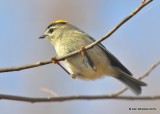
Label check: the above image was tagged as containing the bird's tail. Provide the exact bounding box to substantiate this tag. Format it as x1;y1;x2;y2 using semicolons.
115;73;147;95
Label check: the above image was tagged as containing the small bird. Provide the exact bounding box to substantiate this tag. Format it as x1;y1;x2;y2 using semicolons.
40;20;147;95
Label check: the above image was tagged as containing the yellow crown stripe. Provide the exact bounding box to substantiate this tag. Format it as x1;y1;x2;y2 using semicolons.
55;20;68;23
50;20;68;25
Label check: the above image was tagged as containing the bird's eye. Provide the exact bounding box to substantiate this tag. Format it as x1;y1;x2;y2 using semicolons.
48;28;54;34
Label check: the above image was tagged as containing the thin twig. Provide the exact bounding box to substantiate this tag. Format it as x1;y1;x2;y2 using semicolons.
0;60;159;103
0;61;52;73
85;0;153;49
0;0;153;73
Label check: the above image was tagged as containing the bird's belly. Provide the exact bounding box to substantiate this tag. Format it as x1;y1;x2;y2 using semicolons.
63;47;116;80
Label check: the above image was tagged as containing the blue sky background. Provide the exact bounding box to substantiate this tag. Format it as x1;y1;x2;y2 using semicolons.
0;0;160;114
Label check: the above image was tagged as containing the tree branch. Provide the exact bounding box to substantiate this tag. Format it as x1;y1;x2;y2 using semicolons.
0;60;52;73
0;94;160;103
0;0;153;73
0;60;159;103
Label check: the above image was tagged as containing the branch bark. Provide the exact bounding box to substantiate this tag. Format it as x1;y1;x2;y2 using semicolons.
0;0;153;73
0;60;159;103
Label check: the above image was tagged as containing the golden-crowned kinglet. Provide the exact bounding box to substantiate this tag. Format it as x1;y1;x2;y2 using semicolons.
40;20;147;95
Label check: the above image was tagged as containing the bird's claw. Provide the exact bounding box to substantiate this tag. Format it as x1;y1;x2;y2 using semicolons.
79;46;86;56
51;57;59;64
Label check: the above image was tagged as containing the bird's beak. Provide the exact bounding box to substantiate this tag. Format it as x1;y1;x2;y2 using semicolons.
39;35;47;39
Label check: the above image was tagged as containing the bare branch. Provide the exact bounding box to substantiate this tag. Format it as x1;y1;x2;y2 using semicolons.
0;0;153;73
85;0;153;49
0;94;160;103
0;60;52;73
0;60;159;103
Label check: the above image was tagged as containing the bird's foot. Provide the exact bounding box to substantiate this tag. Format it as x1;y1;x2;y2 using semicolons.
79;46;86;56
51;57;59;64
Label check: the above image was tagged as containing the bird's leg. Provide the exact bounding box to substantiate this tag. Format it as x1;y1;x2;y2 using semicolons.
79;46;96;71
51;57;70;75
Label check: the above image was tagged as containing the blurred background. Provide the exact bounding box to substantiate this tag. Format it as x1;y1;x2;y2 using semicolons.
0;0;160;114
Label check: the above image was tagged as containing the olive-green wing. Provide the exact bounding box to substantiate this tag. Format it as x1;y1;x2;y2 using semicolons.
89;36;133;76
73;25;132;76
